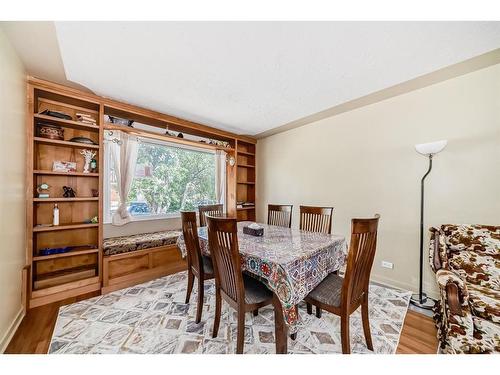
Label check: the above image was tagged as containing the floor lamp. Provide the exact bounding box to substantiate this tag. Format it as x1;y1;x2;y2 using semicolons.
411;140;447;309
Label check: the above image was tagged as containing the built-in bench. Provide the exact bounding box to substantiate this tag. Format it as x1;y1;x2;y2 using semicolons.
102;230;186;293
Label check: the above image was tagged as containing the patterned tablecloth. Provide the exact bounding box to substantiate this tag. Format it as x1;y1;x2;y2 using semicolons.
177;221;347;333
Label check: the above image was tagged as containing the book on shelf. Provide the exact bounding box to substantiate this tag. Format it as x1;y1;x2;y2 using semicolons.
237;202;255;208
76;113;94;118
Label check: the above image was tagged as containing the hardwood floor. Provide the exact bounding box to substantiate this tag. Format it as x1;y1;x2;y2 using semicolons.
396;310;438;354
5;292;438;354
5;291;99;354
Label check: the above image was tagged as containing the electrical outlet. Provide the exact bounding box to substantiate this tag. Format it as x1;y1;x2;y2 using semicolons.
381;261;394;269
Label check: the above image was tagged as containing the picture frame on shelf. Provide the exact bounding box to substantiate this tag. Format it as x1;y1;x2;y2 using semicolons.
53;161;77;173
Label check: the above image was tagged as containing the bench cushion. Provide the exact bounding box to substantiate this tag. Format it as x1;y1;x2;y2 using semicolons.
103;230;181;256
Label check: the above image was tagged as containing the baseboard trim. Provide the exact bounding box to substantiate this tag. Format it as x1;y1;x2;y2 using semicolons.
0;307;25;353
370;274;439;300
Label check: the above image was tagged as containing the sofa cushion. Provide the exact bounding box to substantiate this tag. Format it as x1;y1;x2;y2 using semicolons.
442;224;500;255
469;317;500;353
103;230;181;256
448;250;500;290
467;284;500;324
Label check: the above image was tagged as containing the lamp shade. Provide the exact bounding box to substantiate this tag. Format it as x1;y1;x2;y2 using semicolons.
415;140;447;156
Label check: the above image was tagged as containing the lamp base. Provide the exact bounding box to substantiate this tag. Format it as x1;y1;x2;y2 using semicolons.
410;292;435;310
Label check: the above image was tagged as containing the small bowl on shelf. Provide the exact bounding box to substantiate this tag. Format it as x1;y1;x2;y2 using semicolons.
37;123;64;140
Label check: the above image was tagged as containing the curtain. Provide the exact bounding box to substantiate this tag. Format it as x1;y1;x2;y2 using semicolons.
110;132;138;226
215;150;227;209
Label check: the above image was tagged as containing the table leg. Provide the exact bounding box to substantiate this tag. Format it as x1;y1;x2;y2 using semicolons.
290;304;298;340
272;294;288;354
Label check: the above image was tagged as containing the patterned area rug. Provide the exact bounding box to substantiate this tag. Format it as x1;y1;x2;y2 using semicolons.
49;271;411;354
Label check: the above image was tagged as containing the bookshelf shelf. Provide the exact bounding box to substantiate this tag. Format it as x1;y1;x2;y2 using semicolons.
34;113;100;131
34;170;99;177
34;137;100;149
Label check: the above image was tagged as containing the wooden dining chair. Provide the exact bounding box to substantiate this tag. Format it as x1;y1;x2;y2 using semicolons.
304;215;380;354
198;203;224;227
267;204;293;228
181;211;215;324
206;215;274;354
300;205;335;319
299;205;333;234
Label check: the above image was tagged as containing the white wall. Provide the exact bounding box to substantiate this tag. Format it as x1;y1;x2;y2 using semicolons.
0;28;26;351
257;64;500;298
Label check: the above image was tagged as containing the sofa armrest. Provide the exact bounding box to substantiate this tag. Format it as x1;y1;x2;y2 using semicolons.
429;227;448;272
435;269;471;319
434;269;476;352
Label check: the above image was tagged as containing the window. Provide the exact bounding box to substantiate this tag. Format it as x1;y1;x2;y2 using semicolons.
104;137;217;222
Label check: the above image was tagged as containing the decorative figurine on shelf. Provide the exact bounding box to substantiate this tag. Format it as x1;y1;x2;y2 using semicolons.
37;183;50;198
91;189;99;197
80;149;97;174
164;125;175;137
62;186;76;198
84;216;99;224
90;158;98;173
226;155;236;167
177;132;184;138
53;204;59;226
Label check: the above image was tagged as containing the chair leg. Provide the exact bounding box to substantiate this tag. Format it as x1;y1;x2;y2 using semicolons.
195;277;204;324
212;289;221;338
361;297;373;351
340;314;350;354
316;306;322;318
306;302;312;315
185;270;194;304
253;309;258;316
236;310;245;354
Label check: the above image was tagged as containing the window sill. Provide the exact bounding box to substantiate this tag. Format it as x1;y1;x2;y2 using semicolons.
104;213;181;225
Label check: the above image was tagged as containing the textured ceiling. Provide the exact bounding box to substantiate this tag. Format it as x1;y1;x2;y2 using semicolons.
7;22;500;136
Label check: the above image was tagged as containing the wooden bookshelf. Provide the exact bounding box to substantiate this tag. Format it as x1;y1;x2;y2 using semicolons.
27;84;103;308
236;140;256;222
26;76;257;308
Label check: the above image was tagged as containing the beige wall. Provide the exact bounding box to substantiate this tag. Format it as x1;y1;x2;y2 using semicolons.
257;63;500;298
0;29;26;351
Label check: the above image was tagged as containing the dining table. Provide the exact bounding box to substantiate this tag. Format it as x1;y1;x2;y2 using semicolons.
177;221;347;354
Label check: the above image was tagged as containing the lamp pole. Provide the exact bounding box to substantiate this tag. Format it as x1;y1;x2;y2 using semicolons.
411;153;435;309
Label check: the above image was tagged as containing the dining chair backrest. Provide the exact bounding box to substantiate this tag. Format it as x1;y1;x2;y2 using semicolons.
342;215;380;308
181;211;203;274
299;205;334;234
198;203;224;227
267;204;293;228
206;215;243;304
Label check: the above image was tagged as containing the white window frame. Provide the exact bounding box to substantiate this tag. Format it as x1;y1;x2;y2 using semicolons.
103;135;216;224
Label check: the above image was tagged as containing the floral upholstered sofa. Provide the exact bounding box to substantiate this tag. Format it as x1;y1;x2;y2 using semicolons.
429;224;500;353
